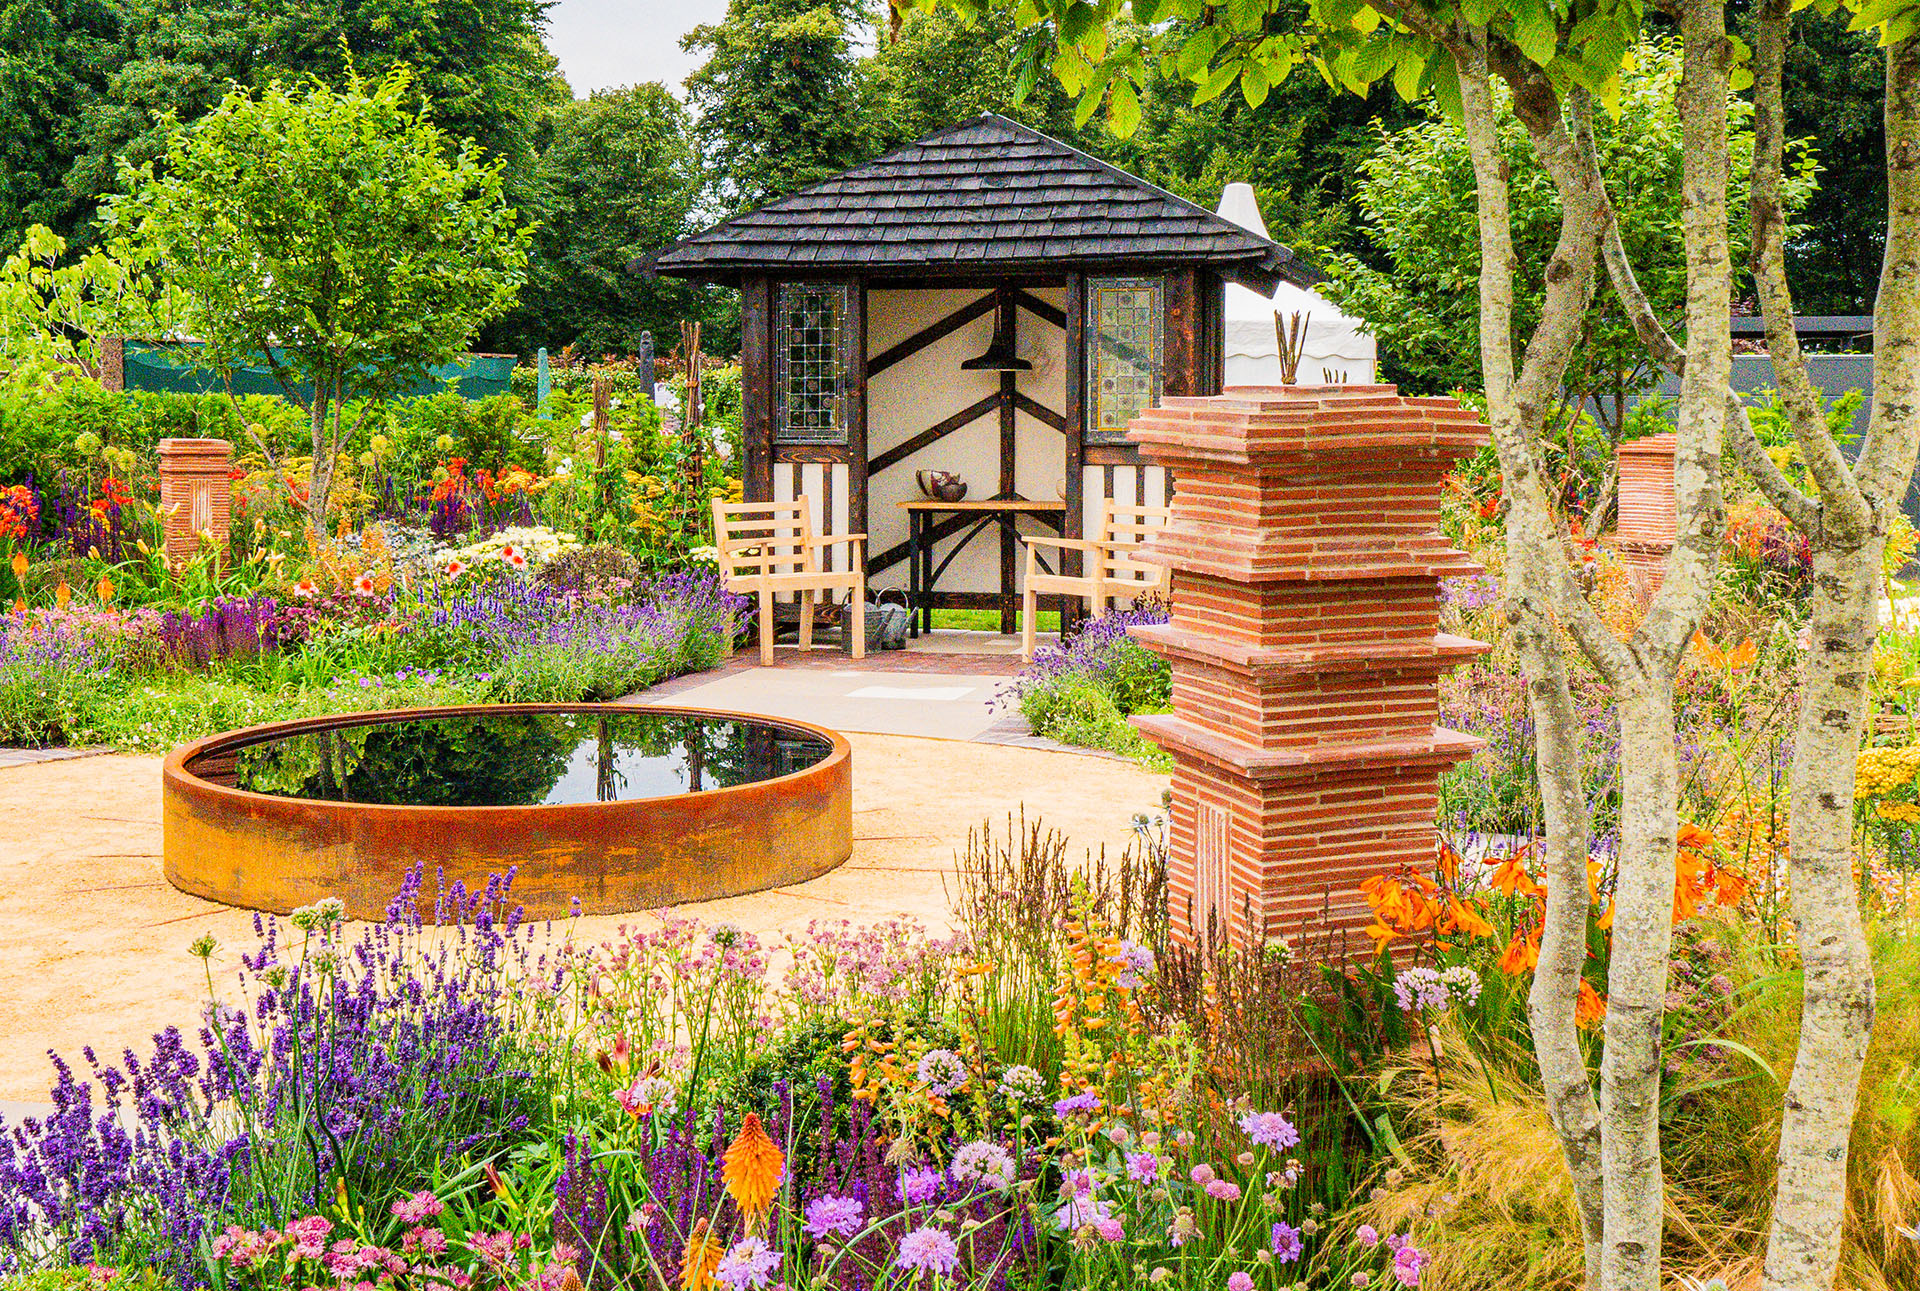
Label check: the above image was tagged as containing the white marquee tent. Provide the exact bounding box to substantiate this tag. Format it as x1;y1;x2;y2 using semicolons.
1214;183;1378;386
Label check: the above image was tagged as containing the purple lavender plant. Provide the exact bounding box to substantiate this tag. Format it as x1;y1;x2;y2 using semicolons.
0;867;558;1284
157;596;289;669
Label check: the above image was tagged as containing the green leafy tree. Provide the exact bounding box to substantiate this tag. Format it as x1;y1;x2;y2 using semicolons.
488;84;719;360
0;224;177;393
682;0;878;215
110;69;533;528
1321;38;1815;420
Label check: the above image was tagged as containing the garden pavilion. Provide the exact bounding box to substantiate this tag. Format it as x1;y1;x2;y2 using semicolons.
645;114;1306;633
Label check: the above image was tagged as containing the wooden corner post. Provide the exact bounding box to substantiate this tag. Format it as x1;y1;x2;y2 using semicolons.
1125;386;1491;952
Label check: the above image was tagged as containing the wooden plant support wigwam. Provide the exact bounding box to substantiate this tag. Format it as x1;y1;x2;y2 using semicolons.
1125;385;1491;951
1613;431;1677;595
157;437;234;572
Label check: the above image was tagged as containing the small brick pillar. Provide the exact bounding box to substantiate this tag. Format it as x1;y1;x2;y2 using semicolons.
1125;387;1491;950
1614;432;1676;591
157;438;234;570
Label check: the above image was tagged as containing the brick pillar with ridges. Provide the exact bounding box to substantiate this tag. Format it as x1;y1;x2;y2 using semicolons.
157;438;234;570
1124;386;1491;950
1613;431;1676;592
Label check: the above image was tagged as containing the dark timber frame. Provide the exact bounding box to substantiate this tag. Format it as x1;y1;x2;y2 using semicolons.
646;114;1303;630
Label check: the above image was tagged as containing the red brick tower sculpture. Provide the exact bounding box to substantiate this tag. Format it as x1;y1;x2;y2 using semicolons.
1613;432;1677;593
1126;386;1491;949
157;438;234;571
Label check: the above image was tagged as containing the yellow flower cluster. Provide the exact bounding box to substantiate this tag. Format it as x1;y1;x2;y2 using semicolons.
1875;800;1920;824
1855;745;1920;798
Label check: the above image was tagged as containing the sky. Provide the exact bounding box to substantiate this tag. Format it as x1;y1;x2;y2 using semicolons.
544;0;734;98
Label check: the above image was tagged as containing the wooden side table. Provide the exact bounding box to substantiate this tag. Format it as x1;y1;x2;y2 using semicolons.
899;498;1066;635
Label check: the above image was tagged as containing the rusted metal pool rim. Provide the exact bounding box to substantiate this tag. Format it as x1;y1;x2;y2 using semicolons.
162;703;853;922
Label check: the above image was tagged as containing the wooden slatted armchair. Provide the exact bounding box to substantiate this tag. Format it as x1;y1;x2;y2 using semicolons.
711;497;867;665
1020;499;1172;658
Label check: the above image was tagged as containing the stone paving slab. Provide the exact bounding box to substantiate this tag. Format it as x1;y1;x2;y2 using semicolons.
0;746;109;768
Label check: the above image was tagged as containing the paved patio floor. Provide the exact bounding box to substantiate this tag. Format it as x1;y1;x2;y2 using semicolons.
0;656;1164;1105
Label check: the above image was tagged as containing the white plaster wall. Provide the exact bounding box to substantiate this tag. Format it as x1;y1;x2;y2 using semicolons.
865;287;1069;596
771;463;853;571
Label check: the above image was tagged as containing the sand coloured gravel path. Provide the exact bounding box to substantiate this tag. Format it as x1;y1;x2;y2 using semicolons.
0;736;1166;1104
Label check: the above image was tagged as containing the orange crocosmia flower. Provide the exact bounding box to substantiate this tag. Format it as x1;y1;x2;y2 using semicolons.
1363;922;1401;947
1576;979;1607;1029
678;1219;723;1291
1585;859;1604;901
1712;865;1750;907
1490;855;1546;900
1497;932;1539;976
1437;841;1463;884
722;1112;784;1217
1689;630;1726;670
1445;895;1497;940
1725;638;1757;671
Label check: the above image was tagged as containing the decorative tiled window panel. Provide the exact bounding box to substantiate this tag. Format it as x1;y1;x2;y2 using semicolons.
1087;276;1164;445
774;282;848;444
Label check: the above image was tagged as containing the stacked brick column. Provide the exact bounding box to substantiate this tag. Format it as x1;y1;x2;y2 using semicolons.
1614;432;1677;591
1125;386;1490;950
157;438;234;570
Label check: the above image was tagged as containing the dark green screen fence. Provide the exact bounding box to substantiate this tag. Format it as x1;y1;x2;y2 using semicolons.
123;341;516;401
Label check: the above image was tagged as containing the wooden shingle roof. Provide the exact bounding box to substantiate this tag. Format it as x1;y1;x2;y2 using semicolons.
643;114;1304;292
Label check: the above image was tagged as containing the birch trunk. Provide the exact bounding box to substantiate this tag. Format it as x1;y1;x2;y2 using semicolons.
1455;50;1605;1285
1755;29;1920;1290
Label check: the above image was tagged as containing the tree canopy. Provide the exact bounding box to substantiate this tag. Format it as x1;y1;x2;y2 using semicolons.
110;69;532;526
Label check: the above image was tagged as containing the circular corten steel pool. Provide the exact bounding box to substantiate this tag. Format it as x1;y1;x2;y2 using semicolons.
162;704;852;921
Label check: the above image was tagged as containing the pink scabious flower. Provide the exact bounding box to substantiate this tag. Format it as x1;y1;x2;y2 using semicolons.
391;1190;444;1223
1168;1208;1199;1247
1393;1243;1431;1287
804;1193;865;1239
1271;1220;1304;1263
1189;1163;1217;1186
1093;1216;1126;1242
1205;1179;1242;1202
1355;1224;1381;1248
715;1236;782;1289
899;1165;944;1205
895;1225;960;1276
1239;1110;1302;1151
1125;1151;1162;1183
1227;1273;1256;1291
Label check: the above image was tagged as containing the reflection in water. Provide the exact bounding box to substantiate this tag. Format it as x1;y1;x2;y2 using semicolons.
189;711;834;807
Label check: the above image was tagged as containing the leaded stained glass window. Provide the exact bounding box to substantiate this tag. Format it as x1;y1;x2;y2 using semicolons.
1087;276;1165;444
774;282;848;444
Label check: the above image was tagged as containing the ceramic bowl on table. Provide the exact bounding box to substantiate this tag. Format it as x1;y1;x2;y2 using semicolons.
916;471;968;503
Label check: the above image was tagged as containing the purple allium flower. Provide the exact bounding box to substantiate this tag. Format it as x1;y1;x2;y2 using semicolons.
997;1064;1044;1102
950;1140;1015;1189
1392;966;1453;1013
1271;1219;1304;1263
895;1225;959;1276
1239;1110;1302;1150
916;1048;967;1096
1125;1151;1162;1183
716;1236;781;1289
899;1166;944;1205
